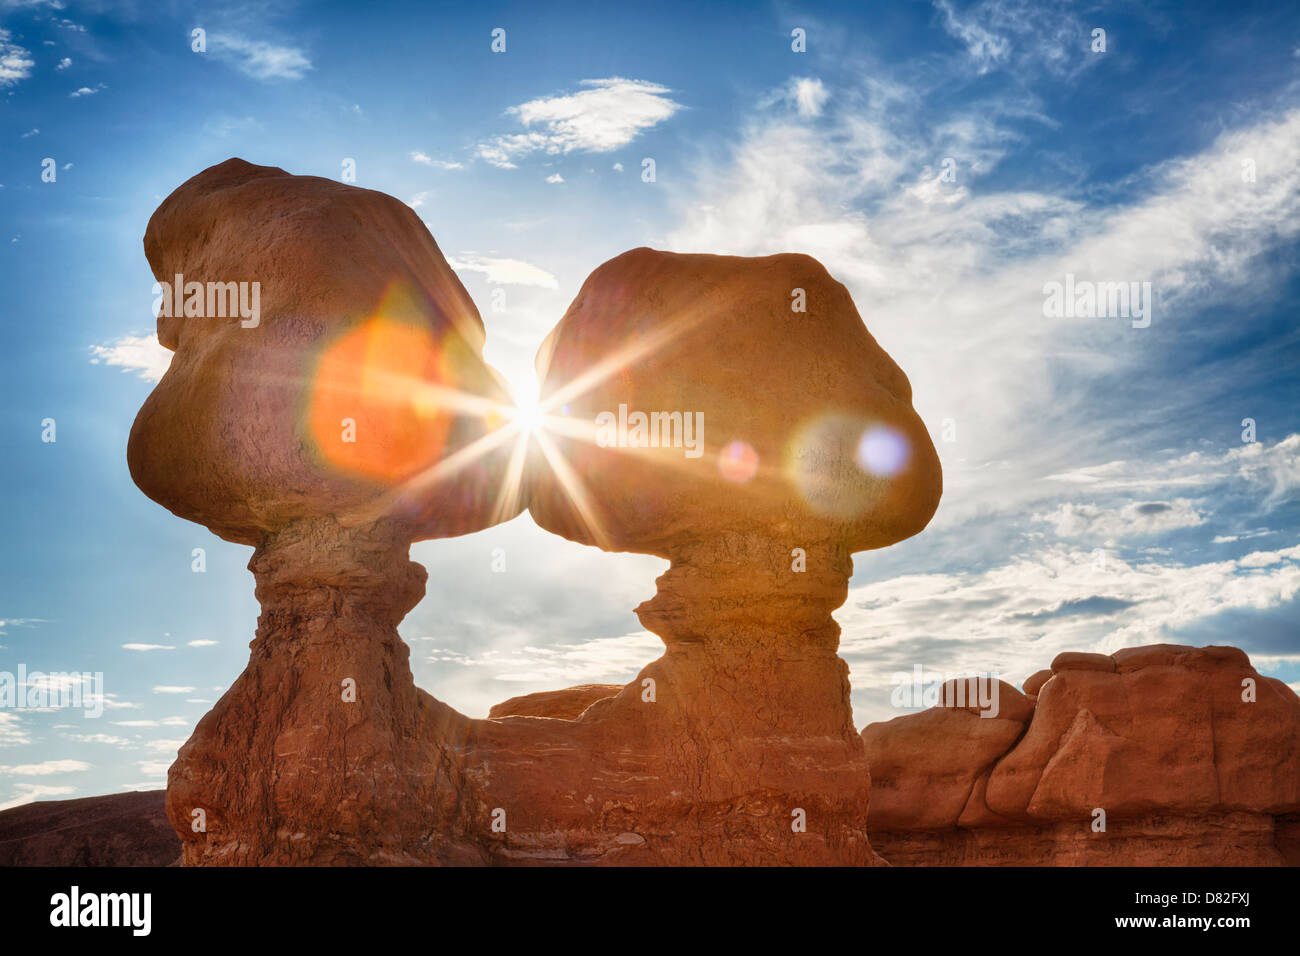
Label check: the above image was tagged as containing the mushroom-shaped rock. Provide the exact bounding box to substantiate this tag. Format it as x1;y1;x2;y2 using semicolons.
517;247;942;864
129;159;523;865
529;247;941;559
129;157;518;545
529;248;940;646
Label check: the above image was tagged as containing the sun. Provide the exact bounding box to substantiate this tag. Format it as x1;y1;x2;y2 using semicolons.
509;382;545;435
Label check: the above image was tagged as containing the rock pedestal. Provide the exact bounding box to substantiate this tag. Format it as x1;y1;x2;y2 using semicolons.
517;248;943;863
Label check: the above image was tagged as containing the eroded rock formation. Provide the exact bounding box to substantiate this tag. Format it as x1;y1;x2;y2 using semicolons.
132;159;524;864
132;174;943;866
864;645;1300;865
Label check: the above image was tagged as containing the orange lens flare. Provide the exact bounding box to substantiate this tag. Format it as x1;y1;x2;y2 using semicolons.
307;316;456;483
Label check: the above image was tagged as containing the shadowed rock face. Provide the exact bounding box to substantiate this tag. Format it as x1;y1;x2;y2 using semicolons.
864;645;1300;866
0;792;179;866
132;164;942;865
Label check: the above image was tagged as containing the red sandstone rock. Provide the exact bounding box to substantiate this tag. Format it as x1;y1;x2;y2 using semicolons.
865;644;1300;865
864;707;1028;830
509;247;942;864
132;160;525;865
129;157;516;545
1022;669;1052;696
488;684;622;719
939;677;1034;722
1049;651;1115;673
134;214;942;864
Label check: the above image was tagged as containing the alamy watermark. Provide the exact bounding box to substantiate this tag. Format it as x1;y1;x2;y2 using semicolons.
0;665;104;718
890;666;1003;718
595;404;704;458
1042;274;1152;328
152;273;261;328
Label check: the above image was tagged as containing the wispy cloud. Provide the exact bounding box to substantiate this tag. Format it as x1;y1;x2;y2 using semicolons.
932;0;1094;78
476;78;682;168
89;334;171;382
0;712;28;747
410;151;463;169
0;759;90;776
446;253;558;289
1034;499;1206;541
762;76;832;118
208;32;311;81
0;29;34;86
122;643;175;652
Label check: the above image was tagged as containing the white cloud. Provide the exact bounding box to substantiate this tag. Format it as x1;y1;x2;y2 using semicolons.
931;0;1093;78
20;127;37;138
0;712;28;747
406;190;431;209
934;0;1010;72
143;738;187;753
1035;499;1206;540
208;33;311;81
65;733;131;746
545;173;564;184
0;29;33;87
476;78;681;168
667;92;1300;533
0;759;90;776
55;57;70;70
1046;436;1300;506
152;686;195;695
782;77;829;117
446;253;558;289
122;643;175;652
69;83;104;98
89;333;172;382
187;639;217;647
410;151;463;169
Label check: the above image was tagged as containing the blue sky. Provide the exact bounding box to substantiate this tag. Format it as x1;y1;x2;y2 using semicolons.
1;0;1298;809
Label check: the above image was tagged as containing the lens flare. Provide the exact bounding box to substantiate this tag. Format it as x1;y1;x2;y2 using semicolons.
855;425;910;477
718;439;759;483
306;315;457;483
